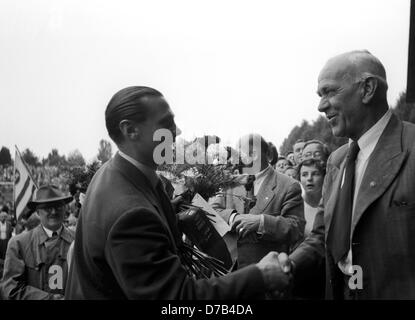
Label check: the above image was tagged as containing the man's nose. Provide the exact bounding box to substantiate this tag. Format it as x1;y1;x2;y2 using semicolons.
175;125;182;136
318;98;329;113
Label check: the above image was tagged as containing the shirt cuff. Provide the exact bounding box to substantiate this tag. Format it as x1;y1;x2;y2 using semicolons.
257;214;265;235
229;211;239;226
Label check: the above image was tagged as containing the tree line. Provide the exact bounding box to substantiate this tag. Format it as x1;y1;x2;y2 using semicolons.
0;139;113;168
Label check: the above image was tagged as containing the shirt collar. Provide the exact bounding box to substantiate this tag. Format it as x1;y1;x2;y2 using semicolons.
42;225;63;238
118;150;159;189
350;109;392;160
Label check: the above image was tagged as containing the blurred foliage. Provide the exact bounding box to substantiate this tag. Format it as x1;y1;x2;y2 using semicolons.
64;160;102;194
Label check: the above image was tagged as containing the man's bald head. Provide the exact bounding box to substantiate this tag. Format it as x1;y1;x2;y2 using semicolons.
319;50;388;100
317;50;390;140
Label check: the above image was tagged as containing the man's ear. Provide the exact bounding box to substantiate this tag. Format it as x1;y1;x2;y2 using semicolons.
119;120;140;140
361;77;378;104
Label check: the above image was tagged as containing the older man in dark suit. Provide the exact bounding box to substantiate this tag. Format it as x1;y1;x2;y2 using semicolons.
284;50;415;299
66;86;292;299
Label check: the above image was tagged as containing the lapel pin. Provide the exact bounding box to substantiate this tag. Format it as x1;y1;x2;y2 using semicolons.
370;181;376;188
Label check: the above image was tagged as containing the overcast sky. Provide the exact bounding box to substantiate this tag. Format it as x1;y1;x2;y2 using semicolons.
0;0;410;161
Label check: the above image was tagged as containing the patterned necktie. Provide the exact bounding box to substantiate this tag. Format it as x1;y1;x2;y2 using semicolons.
328;141;360;263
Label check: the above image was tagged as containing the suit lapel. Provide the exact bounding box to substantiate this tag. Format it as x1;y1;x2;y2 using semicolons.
351;115;407;237
250;169;276;215
112;154;178;248
325;157;346;240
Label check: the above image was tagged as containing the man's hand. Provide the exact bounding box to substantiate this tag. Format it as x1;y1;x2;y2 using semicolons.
256;251;292;295
277;252;293;274
231;214;260;238
268;252;295;299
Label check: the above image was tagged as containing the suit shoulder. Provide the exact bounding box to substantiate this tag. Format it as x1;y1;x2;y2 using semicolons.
275;170;293;184
275;171;301;190
8;228;35;248
328;143;348;166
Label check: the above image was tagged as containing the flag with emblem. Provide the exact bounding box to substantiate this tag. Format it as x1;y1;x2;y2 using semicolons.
14;146;38;220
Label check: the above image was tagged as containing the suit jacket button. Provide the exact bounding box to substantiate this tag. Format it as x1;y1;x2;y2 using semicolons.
370;181;376;188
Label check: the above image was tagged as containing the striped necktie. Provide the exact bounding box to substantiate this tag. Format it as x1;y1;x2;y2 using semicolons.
327;141;360;263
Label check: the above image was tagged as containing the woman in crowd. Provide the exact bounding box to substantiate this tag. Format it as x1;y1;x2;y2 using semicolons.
295;158;325;236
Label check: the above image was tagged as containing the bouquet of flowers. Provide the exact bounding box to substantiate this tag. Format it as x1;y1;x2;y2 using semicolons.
157;140;252;279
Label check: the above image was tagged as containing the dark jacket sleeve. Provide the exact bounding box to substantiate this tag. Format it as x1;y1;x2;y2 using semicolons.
0;237;55;300
260;182;305;245
288;150;331;282
289;205;325;281
104;206;267;299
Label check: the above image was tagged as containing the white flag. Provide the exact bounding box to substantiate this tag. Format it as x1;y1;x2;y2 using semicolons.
14;147;37;219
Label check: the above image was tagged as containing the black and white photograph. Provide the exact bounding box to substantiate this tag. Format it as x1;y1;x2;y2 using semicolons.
0;0;414;313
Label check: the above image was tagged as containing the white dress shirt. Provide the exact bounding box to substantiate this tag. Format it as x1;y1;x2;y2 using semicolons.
254;165;272;197
304;201;319;237
0;221;7;240
338;109;392;275
42;225;63;238
255;165;273;234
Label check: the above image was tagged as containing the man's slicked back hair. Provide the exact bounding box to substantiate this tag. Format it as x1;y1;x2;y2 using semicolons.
105;86;163;144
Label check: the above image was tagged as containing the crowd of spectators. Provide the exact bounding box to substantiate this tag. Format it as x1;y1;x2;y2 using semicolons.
0;165;69;193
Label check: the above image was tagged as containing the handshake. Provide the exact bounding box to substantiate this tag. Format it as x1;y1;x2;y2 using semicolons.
255;251;294;299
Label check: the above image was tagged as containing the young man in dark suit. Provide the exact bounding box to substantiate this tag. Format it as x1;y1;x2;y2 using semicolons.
66;86;291;299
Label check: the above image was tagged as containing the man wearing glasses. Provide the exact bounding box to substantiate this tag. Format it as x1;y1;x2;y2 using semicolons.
301;140;330;163
0;185;74;300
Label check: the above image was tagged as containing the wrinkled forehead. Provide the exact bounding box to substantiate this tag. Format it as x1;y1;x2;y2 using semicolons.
318;56;356;86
